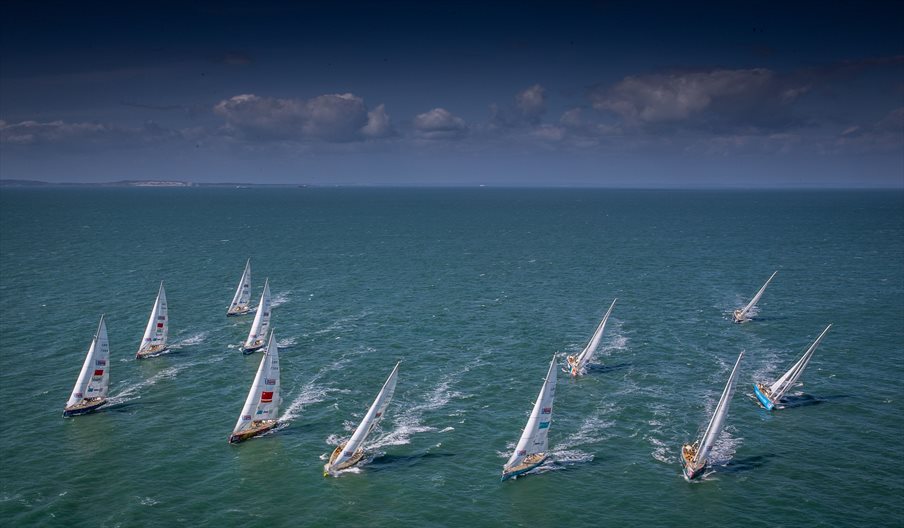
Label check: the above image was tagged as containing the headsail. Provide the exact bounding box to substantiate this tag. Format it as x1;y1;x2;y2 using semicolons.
66;315;111;407
232;331;281;435
694;351;743;466
769;324;831;402
573;299;617;373
227;259;252;315
137;281;168;356
243;278;271;350
736;271;777;321
505;355;558;470
330;362;400;470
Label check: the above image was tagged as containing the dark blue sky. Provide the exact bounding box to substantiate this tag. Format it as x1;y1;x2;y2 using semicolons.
1;1;902;186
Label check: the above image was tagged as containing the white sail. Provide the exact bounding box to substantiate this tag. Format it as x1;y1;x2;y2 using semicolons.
574;299;617;372
769;324;831;402
737;271;777;320
330;362;400;470
694;351;743;465
232;331;281;435
505;355;558;469
66;315;111;407
137;281;168;355
244;278;271;349
227;259;252;315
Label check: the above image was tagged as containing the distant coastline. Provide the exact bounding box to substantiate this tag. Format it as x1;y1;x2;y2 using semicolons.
0;179;310;188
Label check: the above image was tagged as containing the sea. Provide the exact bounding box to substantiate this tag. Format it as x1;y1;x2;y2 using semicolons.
0;187;901;527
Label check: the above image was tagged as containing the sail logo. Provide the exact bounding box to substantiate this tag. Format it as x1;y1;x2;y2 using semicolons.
157;316;165;320
541;407;551;414
265;378;277;385
538;421;550;429
75;392;83;398
93;369;104;377
95;359;106;366
242;414;252;420
157;323;164;328
260;391;274;403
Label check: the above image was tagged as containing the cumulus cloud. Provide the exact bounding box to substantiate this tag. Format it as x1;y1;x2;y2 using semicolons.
589;68;807;132
213;93;391;142
491;84;548;127
413;108;467;140
833;107;904;152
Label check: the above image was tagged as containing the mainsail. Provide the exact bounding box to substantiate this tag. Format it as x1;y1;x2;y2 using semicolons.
573;299;617;374
66;315;111;407
137;281;168;357
505;355;558;470
768;324;831;403
329;362;400;471
736;271;777;321
693;351;744;467
227;259;252;315
232;331;281;436
243;278;271;351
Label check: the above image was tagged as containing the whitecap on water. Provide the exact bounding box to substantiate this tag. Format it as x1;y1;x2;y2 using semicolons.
172;331;208;348
270;291;290;308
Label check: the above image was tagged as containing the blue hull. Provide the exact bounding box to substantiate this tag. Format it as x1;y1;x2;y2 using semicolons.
753;384;775;410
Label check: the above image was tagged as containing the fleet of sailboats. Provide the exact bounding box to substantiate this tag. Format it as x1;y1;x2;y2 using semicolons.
502;355;558;481
754;325;831;410
565;299;617;377
681;351;744;480
63;315;111;417
136;281;169;359
324;362;400;476
242;278;272;354
229;330;282;443
227;259;253;317
733;271;778;323
58;262;833;482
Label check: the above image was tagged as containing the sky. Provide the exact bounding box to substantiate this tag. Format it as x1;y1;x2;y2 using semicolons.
1;1;902;187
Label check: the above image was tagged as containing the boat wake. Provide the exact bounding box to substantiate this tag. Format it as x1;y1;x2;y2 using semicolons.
280;357;353;423
276;336;297;348
171;331;209;349
271;292;290;308
108;366;183;405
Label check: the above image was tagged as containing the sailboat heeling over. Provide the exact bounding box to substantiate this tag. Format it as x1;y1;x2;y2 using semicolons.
735;271;777;322
66;315;110;408
232;331;281;436
693;351;744;467
243;278;271;351
572;299;617;374
137;281;168;357
329;362;400;471
505;355;558;471
227;259;252;315
768;324;831;403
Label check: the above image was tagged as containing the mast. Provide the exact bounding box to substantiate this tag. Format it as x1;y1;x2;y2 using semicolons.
575;299;617;372
244;278;271;348
769;324;831;402
232;331;281;434
228;259;252;313
506;355;558;469
739;271;777;319
138;281;167;354
67;315;110;406
331;362;400;469
694;351;743;465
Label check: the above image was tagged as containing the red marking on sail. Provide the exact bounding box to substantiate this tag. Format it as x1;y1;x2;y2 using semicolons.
93;369;104;376
260;391;273;403
157;323;164;328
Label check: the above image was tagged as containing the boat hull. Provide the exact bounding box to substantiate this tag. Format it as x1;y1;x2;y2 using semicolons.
753;384;775;410
242;342;265;355
228;420;278;444
501;453;547;481
63;398;106;417
324;444;366;476
227;307;252;317
136;345;169;359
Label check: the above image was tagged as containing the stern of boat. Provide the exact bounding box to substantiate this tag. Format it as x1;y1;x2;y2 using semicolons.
753;384;775;410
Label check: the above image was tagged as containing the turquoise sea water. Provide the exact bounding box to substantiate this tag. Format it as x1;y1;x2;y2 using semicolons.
1;188;902;527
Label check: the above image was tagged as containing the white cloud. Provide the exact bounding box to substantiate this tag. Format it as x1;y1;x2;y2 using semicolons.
362;104;394;138
413;108;467;140
515;84;546;124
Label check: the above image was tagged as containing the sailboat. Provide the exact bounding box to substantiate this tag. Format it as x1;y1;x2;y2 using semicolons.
136;281;168;359
565;299;617;377
502;355;558;481
324;362;400;476
229;330;281;443
63;315;111;417
681;351;744;481
226;258;252;317
242;278;271;354
733;271;777;323
754;325;831;410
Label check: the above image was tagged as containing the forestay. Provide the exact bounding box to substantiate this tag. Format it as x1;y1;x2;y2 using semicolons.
505;355;558;469
331;362;400;470
574;299;617;373
769;324;831;402
693;351;743;466
66;315;111;407
232;331;281;435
